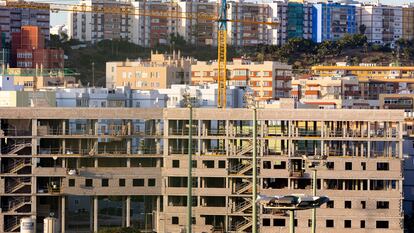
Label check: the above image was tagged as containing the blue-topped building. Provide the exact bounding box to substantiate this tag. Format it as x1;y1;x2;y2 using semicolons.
312;2;357;43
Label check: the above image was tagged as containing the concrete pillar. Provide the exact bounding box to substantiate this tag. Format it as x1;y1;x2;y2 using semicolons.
126;196;131;227
126;158;131;168
94;196;98;232
61;196;66;233
94;158;98;168
94;121;99;135
62;120;66;135
122;197;126;227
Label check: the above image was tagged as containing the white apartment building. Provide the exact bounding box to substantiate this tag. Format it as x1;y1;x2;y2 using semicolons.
0;0;50;41
67;0;279;46
357;4;403;47
67;0;131;43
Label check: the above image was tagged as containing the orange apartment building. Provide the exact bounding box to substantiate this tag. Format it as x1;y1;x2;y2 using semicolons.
106;51;195;89
191;58;292;100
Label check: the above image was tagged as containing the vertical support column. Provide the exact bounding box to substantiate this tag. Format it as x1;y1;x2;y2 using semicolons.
126;196;131;227
252;108;257;233
61;196;66;233
367;122;371;158
399;122;403;159
122;196;126;227
94;196;98;232
311;169;317;233
31;119;38;227
187;106;193;233
289;210;295;233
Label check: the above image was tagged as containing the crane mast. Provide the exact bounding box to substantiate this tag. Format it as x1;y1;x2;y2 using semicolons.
217;0;227;108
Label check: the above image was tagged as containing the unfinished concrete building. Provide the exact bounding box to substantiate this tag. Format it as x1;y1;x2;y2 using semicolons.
0;108;404;233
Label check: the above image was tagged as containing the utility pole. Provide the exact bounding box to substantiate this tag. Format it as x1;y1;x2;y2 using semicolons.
92;62;95;87
183;91;193;233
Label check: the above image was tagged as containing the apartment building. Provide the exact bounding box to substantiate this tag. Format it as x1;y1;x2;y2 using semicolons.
106;51;194;89
191;58;292;101
130;0;179;47
311;64;414;80
227;1;274;46
67;0;131;43
1;67;77;90
357;4;403;47
0;0;50;42
176;0;218;46
402;5;414;41
291;76;370;109
268;0;313;45
0;107;404;233
312;2;357;43
11;26;64;69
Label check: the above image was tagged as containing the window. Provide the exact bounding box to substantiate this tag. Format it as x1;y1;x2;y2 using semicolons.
263;218;271;226
172;216;179;225
376;221;389;229
360;220;365;228
273;161;286;169
172;160;180;168
263;161;271;169
133;179;144;187
203;160;215;168
69;179;75;187
326;162;334;170
326;219;334;228
377;162;389;171
361;162;366;170
119;179;125;187
218;160;226;168
148;178;156;187
344;220;351;228
345;201;352;209
273;219;286;226
192;160;197;168
361;201;366;209
101;179;109;187
345;162;352;170
308;219;312;227
327;201;334;208
192;217;196;224
85;179;93;187
377;201;389;209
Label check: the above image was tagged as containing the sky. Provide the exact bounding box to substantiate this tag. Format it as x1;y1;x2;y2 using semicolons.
47;0;414;26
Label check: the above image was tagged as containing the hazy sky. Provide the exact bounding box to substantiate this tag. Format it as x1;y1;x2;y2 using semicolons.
48;0;414;26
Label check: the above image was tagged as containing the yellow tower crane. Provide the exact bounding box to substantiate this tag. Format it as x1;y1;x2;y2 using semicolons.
4;0;278;108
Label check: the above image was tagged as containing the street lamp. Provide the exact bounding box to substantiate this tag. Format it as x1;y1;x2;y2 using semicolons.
243;91;258;233
257;194;329;233
182;89;193;233
302;156;327;233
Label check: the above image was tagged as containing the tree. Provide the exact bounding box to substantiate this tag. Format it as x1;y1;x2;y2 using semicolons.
359;24;367;35
98;227;141;233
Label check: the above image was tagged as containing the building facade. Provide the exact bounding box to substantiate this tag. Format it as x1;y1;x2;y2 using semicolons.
0;0;50;42
11;26;64;69
106;51;194;90
191;58;292;101
0;108;405;233
67;0;131;43
312;2;357;43
402;5;414;41
268;0;313;45
357;4;403;47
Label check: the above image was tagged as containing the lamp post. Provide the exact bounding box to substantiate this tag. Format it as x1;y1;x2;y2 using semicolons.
183;90;193;233
244;91;257;233
257;194;329;233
